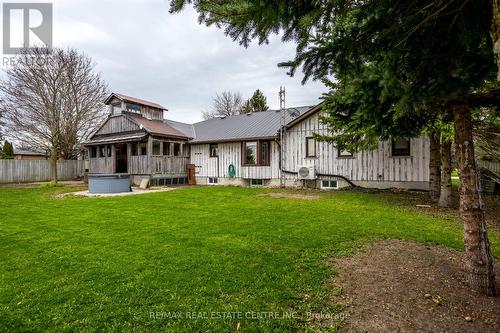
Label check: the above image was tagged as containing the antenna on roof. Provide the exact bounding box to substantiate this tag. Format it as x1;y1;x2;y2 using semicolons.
279;86;286;188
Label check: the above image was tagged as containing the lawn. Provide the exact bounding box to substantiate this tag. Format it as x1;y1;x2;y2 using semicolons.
0;186;498;332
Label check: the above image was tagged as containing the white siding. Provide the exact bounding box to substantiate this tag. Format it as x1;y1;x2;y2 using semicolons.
190;141;280;179
282;111;430;182
189;110;430;186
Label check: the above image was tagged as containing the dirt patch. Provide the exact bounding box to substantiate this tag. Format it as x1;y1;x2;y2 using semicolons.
261;192;321;200
330;239;500;333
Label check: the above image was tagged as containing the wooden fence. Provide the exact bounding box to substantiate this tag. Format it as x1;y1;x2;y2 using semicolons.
0;160;86;183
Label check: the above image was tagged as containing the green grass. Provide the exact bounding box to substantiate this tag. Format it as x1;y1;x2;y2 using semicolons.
0;186;498;332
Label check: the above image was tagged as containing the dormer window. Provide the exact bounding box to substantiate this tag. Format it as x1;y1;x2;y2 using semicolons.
126;103;141;113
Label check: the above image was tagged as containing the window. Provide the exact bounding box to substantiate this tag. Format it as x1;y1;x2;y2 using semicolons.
260;141;270;166
208;177;218;185
173;143;181;156
152;140;161;155
210;144;219;157
242;141;270;166
392;138;411;156
131;143;138;156
163;142;171;156
306;137;316;157
90;146;97;158
338;148;353;158
126;103;141;113
250;179;264;186
111;105;122;115
139;143;147;155
243;141;258;165
184;144;190;157
321;180;338;189
99;146;106;158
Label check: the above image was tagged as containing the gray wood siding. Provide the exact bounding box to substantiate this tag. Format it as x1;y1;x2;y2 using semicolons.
150;156;190;175
191;141;280;179
129;156;149;174
190;111;429;183
95;115;139;135
283;111;430;182
89;157;114;174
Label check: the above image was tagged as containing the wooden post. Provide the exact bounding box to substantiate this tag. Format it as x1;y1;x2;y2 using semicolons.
111;144;116;174
127;143;132;174
147;136;153;175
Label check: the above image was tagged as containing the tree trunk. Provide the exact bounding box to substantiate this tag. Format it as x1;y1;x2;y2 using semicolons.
438;140;453;208
429;133;441;201
453;102;496;296
50;146;58;183
493;0;500;81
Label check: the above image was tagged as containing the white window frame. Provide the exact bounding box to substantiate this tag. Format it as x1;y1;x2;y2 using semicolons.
321;179;339;190
208;177;218;185
306;137;316;158
250;179;264;187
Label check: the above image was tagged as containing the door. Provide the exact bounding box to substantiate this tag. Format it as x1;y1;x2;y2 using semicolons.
187;164;196;185
115;144;128;173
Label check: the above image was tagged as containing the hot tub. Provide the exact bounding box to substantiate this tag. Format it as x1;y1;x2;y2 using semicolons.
88;174;131;194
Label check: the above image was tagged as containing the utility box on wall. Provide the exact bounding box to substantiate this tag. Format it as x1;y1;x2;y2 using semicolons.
297;165;315;180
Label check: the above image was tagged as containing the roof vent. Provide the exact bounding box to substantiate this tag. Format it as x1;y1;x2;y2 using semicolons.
246;112;252;116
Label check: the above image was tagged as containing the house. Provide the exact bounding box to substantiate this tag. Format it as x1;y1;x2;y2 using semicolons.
85;93;430;190
13;148;48;160
85;93;191;185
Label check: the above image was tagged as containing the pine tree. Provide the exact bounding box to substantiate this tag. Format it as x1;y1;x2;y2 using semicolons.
172;0;499;295
241;89;270;113
2;140;13;159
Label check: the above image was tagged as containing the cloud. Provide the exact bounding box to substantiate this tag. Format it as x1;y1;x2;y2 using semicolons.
51;0;326;123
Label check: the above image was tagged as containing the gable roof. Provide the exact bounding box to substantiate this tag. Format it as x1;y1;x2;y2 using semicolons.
127;113;187;139
14;148;47;156
285;101;325;129
166;119;196;139
85;103;321;145
189;106;313;143
104;92;167;111
85;113;188;146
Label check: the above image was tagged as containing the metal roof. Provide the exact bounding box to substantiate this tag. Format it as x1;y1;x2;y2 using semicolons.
165;119;196;139
84;105;316;146
104;92;167;110
190;106;313;143
85;132;148;145
14;148;47;156
127;114;188;139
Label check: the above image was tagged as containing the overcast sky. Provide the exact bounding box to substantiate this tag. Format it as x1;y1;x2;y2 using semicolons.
28;0;324;123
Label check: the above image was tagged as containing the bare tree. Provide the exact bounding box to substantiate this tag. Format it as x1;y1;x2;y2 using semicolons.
0;48;108;182
202;91;243;119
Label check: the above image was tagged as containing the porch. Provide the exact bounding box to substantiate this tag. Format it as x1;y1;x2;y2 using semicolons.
87;135;190;182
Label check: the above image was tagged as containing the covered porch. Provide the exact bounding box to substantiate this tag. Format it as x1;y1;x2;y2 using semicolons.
86;133;190;184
